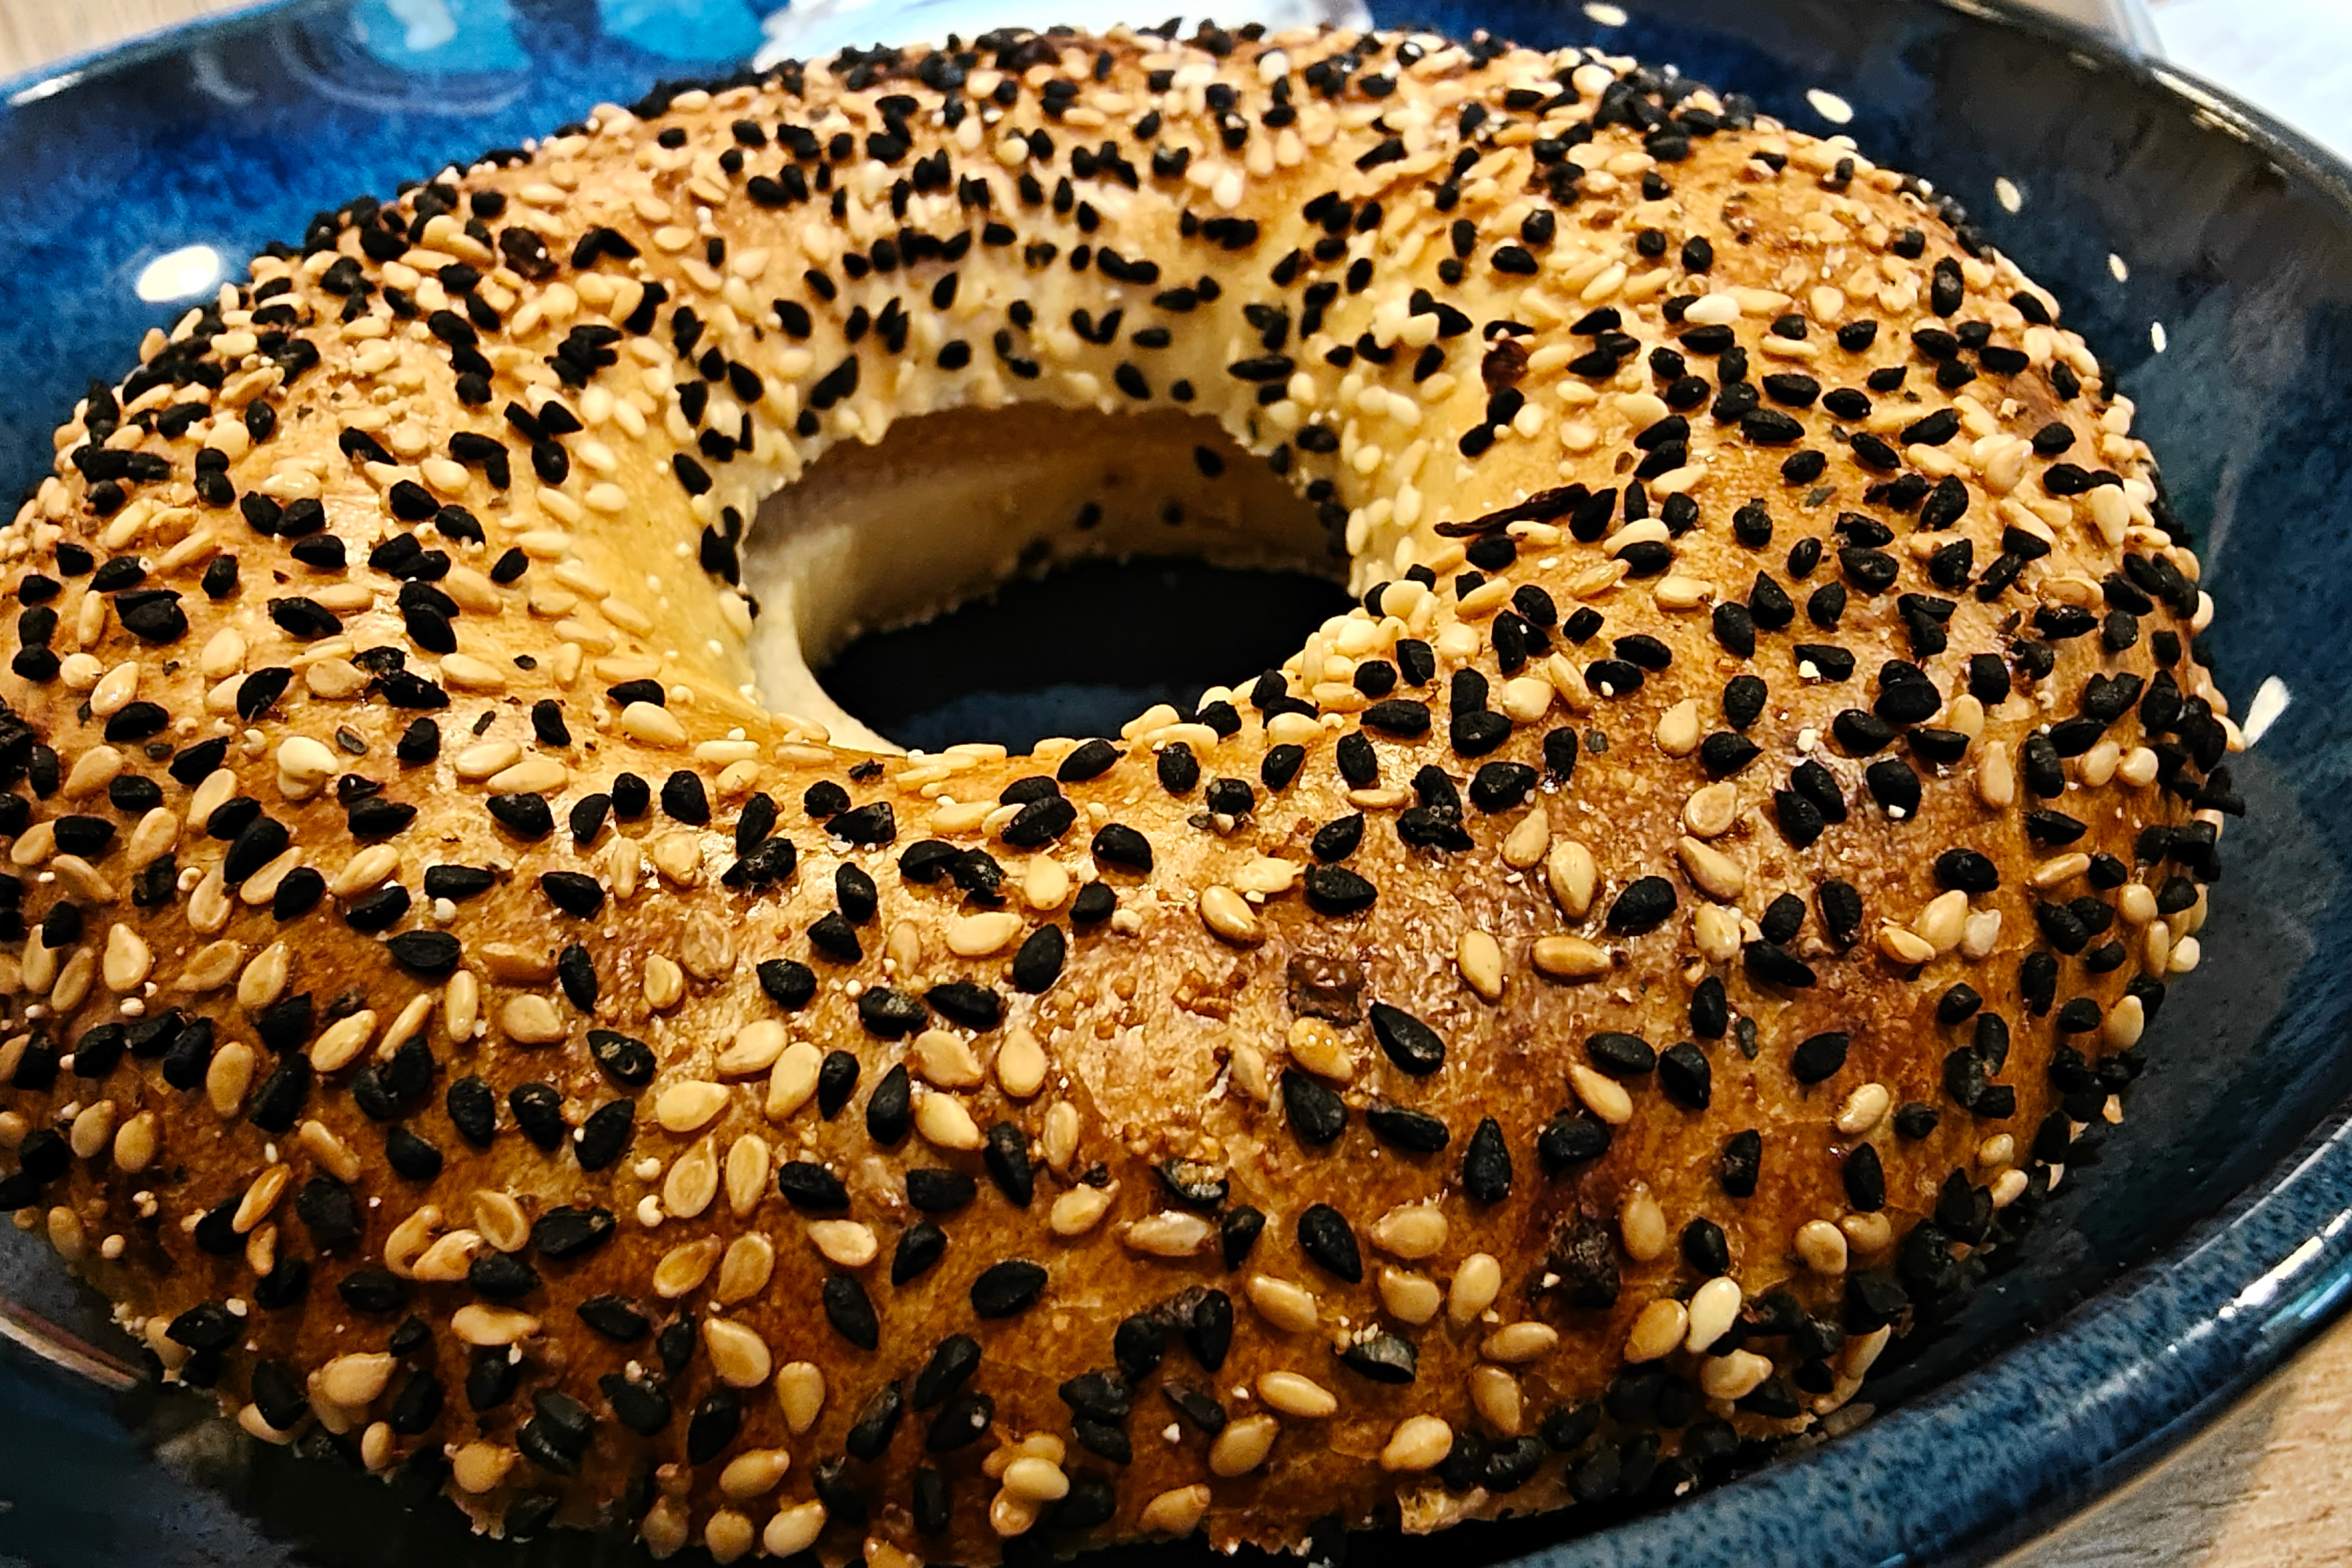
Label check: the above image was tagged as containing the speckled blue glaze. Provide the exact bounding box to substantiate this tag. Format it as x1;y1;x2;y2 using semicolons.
2;2;2350;1565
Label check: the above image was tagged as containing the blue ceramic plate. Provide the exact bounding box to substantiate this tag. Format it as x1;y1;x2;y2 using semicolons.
4;2;2352;1565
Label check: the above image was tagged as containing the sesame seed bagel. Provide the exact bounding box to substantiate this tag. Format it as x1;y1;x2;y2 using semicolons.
0;20;2234;1566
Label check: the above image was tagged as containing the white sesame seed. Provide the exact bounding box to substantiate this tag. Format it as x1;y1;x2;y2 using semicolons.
2241;675;2292;746
1806;88;1854;125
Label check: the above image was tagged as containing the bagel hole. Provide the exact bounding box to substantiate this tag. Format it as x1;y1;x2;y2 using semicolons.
742;406;1351;752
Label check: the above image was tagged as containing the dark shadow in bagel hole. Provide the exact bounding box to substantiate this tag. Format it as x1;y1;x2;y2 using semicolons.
822;558;1358;753
750;405;1353;753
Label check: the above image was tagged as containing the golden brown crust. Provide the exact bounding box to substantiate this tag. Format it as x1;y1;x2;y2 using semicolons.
0;21;2232;1566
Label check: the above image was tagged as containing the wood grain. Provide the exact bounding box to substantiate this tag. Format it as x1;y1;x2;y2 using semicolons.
0;0;252;76
0;3;2348;1566
2009;1323;2352;1566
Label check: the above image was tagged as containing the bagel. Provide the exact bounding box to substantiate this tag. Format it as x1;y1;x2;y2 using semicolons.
0;20;2234;1565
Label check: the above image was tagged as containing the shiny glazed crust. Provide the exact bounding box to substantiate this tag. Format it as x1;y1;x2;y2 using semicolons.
0;21;2238;1566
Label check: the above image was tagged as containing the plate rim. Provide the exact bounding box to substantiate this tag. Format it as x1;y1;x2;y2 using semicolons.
0;0;325;107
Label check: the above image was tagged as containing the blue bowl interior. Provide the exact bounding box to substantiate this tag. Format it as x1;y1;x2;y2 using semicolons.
5;2;2352;1566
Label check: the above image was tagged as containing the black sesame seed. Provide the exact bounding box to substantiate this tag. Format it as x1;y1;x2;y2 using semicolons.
486;793;553;839
904;1335;985;1418
506;1082;565;1150
740;959;811;1015
1361;699;1432;736
1011;924;1066;992
856;988;927;1038
1057;738;1120;780
572;1101;633;1171
1296;1203;1363;1283
1658;1043;1712;1109
685;1389;742;1465
1700;731;1762;779
983;1121;1035;1207
1368;1002;1445;1074
891;1221;949;1287
1341;1333;1420;1385
830;800;897;844
659;769;709;825
1090;822;1152;871
1587;1030;1657;1078
436;1075;495;1149
1283;1070;1348;1145
1363;1102;1449;1154
1206;775;1256;816
1304;865;1376;915
1791;1032;1851;1084
1720;1130;1762;1196
1691;977;1730;1039
1462;1116;1512;1201
532;1204;615;1261
1156;742;1200;794
1538;1112;1611;1171
1605;876;1677;935
898;1167;975;1218
971;1259;1048;1318
1682;1218;1730;1276
1744;938;1818;989
1469;760;1537;812
1759;894;1806;946
866;1062;913;1142
577;1028;654;1089
824;1273;881;1350
1843;1144;1887;1211
1934;848;2000;894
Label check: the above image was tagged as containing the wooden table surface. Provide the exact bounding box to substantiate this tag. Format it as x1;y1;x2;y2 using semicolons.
2;2;2350;1564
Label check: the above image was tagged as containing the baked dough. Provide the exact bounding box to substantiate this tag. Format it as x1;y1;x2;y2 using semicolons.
0;20;2234;1565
